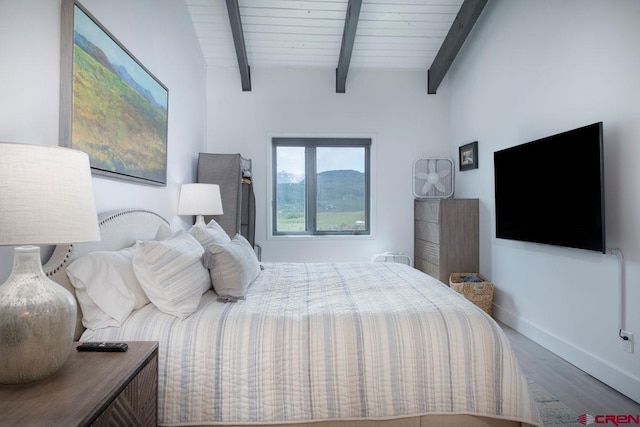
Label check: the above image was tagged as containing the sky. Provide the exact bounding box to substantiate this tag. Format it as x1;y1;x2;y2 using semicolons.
277;146;365;174
74;5;168;107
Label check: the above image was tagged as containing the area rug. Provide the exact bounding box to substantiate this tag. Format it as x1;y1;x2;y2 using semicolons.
529;380;582;426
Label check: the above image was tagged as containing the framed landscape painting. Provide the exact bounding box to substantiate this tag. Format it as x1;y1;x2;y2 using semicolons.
60;0;168;186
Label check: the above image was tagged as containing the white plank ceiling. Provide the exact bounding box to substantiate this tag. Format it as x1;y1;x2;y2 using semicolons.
186;0;464;70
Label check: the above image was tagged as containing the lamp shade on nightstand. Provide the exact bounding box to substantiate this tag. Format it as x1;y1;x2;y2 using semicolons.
0;142;100;384
178;183;224;226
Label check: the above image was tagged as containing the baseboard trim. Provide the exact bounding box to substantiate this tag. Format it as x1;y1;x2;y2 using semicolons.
493;303;640;404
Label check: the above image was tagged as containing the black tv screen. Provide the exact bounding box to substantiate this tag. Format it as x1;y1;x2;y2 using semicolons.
494;122;606;253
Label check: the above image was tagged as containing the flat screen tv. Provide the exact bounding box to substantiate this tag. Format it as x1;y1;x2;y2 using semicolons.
494;122;606;253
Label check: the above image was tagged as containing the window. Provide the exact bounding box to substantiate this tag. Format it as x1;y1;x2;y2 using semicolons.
272;138;371;236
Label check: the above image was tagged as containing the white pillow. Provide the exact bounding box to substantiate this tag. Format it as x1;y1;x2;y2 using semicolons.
155;222;177;240
133;230;211;319
202;234;261;300
189;218;231;247
67;247;149;329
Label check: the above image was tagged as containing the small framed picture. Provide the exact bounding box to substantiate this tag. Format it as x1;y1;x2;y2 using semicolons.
459;141;478;171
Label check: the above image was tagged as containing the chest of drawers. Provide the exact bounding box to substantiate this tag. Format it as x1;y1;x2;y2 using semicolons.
414;198;479;283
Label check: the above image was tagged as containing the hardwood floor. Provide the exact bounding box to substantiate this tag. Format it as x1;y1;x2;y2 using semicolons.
499;322;640;415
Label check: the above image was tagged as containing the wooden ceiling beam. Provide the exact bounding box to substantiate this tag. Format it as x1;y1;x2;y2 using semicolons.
226;0;251;91
427;0;487;94
336;0;362;93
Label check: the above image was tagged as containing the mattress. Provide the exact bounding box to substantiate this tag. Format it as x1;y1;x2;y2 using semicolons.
81;262;541;426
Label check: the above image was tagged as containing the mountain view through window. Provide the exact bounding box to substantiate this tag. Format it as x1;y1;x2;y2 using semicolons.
274;140;370;235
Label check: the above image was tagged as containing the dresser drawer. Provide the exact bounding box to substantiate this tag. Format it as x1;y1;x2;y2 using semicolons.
415;200;441;223
415;219;440;244
415;238;440;265
92;353;158;426
414;257;440;279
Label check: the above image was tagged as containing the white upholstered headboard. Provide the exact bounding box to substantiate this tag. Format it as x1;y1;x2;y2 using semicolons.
43;209;169;339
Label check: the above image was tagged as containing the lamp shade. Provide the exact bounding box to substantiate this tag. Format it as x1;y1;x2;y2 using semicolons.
0;142;100;384
0;142;100;245
178;183;224;216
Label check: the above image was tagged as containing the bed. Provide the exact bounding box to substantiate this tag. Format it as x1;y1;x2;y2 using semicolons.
44;209;541;427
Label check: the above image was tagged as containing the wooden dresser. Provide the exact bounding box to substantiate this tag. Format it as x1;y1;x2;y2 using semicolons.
0;341;158;427
414;198;479;283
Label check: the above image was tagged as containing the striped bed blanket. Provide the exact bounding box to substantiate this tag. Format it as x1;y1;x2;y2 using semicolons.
81;262;541;426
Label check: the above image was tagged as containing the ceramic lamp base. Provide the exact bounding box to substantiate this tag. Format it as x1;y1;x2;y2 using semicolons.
194;215;207;227
0;246;76;384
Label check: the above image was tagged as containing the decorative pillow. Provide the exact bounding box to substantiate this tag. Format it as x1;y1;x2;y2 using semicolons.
202;234;261;301
189;218;231;247
155;222;177;240
132;230;211;319
67;247;149;329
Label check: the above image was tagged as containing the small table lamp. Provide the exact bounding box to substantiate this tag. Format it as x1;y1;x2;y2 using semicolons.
0;142;100;384
178;183;224;226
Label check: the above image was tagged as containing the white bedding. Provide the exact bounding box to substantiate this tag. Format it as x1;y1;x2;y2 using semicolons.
81;262;541;427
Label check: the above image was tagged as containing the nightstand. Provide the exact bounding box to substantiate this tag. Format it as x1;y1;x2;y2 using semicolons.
0;341;158;426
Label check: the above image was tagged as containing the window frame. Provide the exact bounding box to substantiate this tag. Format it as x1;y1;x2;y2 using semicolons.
271;137;371;236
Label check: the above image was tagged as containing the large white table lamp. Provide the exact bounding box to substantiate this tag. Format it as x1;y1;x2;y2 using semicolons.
0;142;100;384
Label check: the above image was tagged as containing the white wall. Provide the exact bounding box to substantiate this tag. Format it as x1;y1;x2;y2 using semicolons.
0;0;206;282
206;67;451;262
449;0;640;402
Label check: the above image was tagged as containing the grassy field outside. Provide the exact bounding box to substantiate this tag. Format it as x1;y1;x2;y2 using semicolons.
277;210;365;232
276;170;367;233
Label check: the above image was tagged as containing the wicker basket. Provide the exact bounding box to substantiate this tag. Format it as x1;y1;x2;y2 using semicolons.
449;273;494;316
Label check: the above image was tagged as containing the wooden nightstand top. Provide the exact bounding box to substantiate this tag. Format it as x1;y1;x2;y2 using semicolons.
0;341;158;427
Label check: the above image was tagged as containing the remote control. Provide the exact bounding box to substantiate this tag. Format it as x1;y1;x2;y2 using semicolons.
76;342;128;352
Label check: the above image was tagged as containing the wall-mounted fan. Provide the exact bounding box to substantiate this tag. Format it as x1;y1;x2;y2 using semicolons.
412;158;454;198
